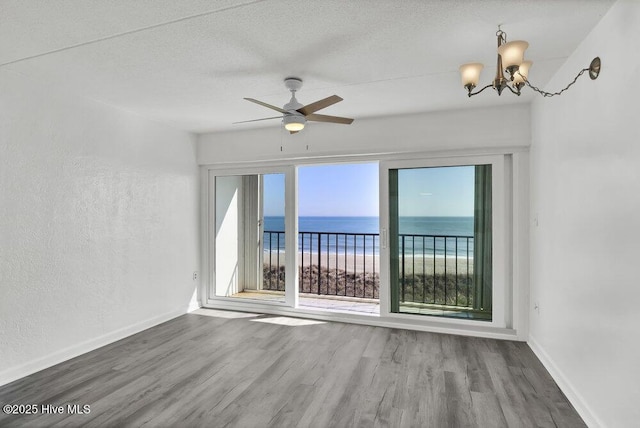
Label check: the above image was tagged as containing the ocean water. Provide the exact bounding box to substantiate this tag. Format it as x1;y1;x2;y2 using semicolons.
263;216;473;257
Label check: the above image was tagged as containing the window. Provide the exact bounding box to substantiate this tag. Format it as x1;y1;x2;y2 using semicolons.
205;154;512;332
388;165;492;320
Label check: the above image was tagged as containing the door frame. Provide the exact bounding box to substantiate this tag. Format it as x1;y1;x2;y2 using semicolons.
379;154;510;329
203;165;297;308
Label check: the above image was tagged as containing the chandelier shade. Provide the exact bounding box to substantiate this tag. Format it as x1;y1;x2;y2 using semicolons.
513;61;533;85
459;63;484;89
497;40;529;74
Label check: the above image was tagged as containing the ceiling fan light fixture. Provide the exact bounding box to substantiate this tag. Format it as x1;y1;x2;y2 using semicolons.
283;114;306;131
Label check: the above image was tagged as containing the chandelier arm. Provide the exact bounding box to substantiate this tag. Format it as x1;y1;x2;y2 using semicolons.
505;84;521;96
467;84;494;97
523;67;589;97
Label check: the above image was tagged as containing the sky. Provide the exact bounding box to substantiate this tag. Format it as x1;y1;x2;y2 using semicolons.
262;173;286;216
263;163;474;217
397;165;474;217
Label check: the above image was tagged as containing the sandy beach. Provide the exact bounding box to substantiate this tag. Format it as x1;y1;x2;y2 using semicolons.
263;252;473;275
263;252;473;301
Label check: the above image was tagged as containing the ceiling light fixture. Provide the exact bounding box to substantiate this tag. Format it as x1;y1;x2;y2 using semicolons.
283;114;306;132
459;26;601;98
282;81;307;131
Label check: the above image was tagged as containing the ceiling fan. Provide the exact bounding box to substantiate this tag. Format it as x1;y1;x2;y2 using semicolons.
235;77;354;134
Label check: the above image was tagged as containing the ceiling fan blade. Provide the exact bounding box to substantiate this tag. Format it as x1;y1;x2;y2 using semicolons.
297;95;343;116
244;98;287;114
233;116;283;124
306;113;354;125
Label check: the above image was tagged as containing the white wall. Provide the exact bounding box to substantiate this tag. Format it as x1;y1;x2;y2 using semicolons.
198;103;531;164
529;1;640;426
0;70;200;385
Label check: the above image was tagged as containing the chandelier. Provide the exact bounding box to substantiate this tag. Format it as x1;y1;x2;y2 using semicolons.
459;27;601;97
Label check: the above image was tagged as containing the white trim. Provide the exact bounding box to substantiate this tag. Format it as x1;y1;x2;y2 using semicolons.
378;165;391;317
199;145;529;169
205;164;295;176
206;169;216;300
204;294;512;330
528;335;603;428
511;152;529;340
380;154;501;170
285;166;298;307
492;155;507;328
0;308;186;388
203;300;519;340
199;165;210;312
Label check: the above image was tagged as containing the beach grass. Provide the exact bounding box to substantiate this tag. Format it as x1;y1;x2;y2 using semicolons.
264;252;473;275
263;260;475;306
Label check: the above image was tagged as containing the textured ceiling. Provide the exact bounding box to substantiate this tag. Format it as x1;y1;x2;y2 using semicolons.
0;0;614;133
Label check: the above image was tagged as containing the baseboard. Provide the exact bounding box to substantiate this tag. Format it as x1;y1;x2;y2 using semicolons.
0;308;186;387
528;335;604;428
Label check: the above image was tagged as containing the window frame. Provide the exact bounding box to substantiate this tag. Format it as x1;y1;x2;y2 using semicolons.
379;154;509;329
199;150;523;339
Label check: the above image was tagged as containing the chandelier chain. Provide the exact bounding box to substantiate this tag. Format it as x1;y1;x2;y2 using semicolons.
522;67;590;97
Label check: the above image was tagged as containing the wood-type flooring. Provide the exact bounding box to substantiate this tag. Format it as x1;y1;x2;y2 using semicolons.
0;309;585;427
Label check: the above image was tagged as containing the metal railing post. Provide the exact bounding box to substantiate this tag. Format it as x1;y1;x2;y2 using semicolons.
401;235;405;303
317;233;321;295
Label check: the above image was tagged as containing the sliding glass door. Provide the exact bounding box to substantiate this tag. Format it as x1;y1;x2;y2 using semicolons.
381;156;505;324
210;169;295;305
205;156;509;329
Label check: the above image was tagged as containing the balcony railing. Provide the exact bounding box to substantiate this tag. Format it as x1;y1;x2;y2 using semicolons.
398;234;474;308
263;231;475;308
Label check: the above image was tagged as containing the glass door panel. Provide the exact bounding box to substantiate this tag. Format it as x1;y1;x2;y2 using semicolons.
214;173;286;303
297;163;380;314
389;165;492;321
